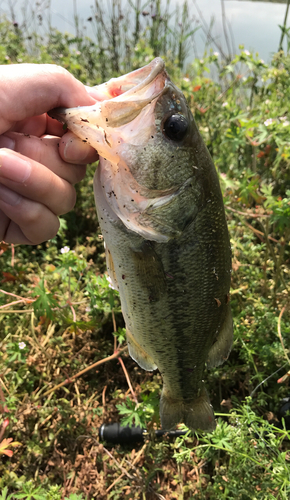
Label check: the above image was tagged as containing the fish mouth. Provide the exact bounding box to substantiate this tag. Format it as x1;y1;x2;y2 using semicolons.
49;58;169;145
96;57;168;129
95;57;167;102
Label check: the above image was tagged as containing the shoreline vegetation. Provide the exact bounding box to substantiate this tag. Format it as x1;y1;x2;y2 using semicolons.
1;1;290;498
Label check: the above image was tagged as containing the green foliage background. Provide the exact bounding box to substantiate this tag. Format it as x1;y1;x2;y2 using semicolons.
1;1;290;498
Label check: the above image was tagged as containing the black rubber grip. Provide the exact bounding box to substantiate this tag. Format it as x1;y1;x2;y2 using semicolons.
99;423;145;444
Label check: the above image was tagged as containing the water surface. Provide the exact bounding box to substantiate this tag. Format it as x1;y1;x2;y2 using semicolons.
0;0;288;62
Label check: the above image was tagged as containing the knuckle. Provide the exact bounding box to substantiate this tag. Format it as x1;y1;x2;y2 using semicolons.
21;203;43;226
59;186;76;215
45;218;60;241
44;64;70;79
25;214;60;245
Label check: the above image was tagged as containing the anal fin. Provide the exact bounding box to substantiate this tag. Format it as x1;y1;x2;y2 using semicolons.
207;306;233;369
126;328;157;371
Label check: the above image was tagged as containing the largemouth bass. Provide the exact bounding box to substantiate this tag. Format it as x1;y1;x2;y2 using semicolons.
50;58;233;432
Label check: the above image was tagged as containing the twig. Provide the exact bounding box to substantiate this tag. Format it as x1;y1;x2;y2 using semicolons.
103;446;134;479
243;221;279;244
118;357;138;405
112;309;117;352
41;323;56;347
192;0;228;61
34;345;128;401
11;244;15;267
38;409;58;429
0;289;34;301
217;70;249;102
225;206;270;218
29;311;47;355
102;385;107;409
0;378;9;395
0;384;8;414
250;362;288;397
74;382;81;407
279;0;290;51
0;309;34;314
0;300;30;309
83;391;97;411
111;310;137;402
277;306;290;366
221;0;232;59
106;472;125;494
69;303;77;322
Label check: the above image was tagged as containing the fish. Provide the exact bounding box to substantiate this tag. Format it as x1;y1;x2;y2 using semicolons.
49;58;233;432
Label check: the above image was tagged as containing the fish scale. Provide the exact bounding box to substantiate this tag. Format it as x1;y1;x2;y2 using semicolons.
49;57;233;432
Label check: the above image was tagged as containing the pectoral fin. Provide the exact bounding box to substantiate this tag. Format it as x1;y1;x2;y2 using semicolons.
207;306;233;369
131;241;167;302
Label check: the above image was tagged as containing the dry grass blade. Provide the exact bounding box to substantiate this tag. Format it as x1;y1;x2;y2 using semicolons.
35;345;128;401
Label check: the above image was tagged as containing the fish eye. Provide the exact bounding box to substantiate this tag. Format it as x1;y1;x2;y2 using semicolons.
163;114;188;141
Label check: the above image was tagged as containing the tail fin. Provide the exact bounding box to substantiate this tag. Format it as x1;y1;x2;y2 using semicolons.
160;384;216;432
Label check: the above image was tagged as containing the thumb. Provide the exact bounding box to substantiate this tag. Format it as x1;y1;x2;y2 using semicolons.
0;63;96;133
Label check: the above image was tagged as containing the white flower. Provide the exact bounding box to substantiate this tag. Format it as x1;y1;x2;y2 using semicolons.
222;102;228;107
214;52;219;57
60;246;70;254
244;50;250;56
280;116;287;121
200;59;204;64
19;342;26;349
283;121;290;127
183;77;190;82
264;118;274;126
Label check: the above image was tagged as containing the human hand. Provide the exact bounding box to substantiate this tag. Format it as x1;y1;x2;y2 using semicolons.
0;63;99;245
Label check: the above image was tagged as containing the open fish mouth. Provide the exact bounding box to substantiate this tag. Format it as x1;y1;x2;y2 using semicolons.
49;58;169;155
92;57;167;103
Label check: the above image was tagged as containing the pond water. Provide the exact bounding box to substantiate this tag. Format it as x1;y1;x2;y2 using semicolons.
0;0;288;63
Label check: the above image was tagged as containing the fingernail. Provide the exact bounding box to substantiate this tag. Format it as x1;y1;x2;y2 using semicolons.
64;138;91;162
0;183;22;206
0;150;31;183
0;135;15;150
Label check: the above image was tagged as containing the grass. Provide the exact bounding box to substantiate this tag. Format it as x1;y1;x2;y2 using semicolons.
1;1;290;498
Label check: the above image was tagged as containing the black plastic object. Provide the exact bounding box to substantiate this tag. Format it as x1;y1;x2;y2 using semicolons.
98;422;188;444
99;423;144;444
